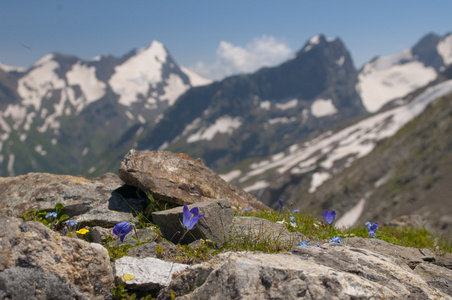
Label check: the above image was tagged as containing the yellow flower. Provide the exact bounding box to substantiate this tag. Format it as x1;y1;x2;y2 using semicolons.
123;274;135;281
76;228;89;235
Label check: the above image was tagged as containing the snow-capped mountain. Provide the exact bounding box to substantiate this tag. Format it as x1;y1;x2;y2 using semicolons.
126;34;365;174
357;32;452;112
0;41;211;176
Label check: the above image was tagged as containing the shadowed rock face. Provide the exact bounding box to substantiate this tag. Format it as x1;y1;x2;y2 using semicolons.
0;172;150;227
118;149;269;210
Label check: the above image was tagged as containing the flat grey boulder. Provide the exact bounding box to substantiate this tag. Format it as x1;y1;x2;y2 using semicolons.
114;256;189;291
152;199;234;247
118;149;269;210
158;244;450;299
0;172;150;228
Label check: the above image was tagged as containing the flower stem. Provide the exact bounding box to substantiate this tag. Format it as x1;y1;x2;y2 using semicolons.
177;229;188;245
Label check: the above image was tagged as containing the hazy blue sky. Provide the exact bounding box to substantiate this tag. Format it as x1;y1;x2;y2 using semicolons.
1;1;451;80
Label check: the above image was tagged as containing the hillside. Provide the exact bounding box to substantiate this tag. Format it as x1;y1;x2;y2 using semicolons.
307;87;452;237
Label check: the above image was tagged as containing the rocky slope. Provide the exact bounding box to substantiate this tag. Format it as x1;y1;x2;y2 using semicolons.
0;151;451;299
223;64;452;238
303;80;452;237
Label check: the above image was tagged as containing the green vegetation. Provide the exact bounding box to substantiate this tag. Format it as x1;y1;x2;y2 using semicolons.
235;210;451;255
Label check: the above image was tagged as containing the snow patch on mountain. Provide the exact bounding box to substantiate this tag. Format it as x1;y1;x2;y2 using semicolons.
438;33;452;65
243;180;269;193
268;117;296;125
260;100;271;110
357;50;437;113
162;74;190;106
309;172;330;193
33;54;55;67
109;41;168;106
238;80;452;193
303;35;321;52
336;198;366;228
3;104;27;131
220;169;242;182
17;57;66;111
187;116;242;143
275;99;298;110
0;61;25;72
311;99;337;117
336;56;345;67
180;66;212;87
66;62;106;104
35;144;47;156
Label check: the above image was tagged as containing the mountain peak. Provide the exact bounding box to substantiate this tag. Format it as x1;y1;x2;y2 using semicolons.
32;53;55;68
301;34;339;53
138;40;168;57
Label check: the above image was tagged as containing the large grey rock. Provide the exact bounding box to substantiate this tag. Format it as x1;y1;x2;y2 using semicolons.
158;245;450;300
118;150;269;210
0;216;114;300
114;256;189;291
343;237;439;269
152;199;234;247
0;172;150;227
127;241;179;260
0;267;86;300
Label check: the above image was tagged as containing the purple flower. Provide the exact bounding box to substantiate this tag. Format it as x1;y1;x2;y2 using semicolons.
279;199;284;208
182;204;205;230
298;242;309;247
323;210;336;224
113;221;133;242
365;222;379;238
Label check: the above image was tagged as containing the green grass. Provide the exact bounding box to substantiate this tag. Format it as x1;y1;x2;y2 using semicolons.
238;210;452;254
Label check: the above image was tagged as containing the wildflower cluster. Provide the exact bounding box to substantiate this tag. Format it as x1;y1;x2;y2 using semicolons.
242;206;253;214
283;206;381;248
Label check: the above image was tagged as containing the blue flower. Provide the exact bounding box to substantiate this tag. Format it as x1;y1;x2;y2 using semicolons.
243;208;248;212
298;242;309;247
182;204;205;230
323;210;336;224
292;209;300;214
249;206;253;211
290;216;295;222
365;222;379;238
65;220;78;227
314;243;320;247
113;221;133;242
45;212;57;219
329;236;342;244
